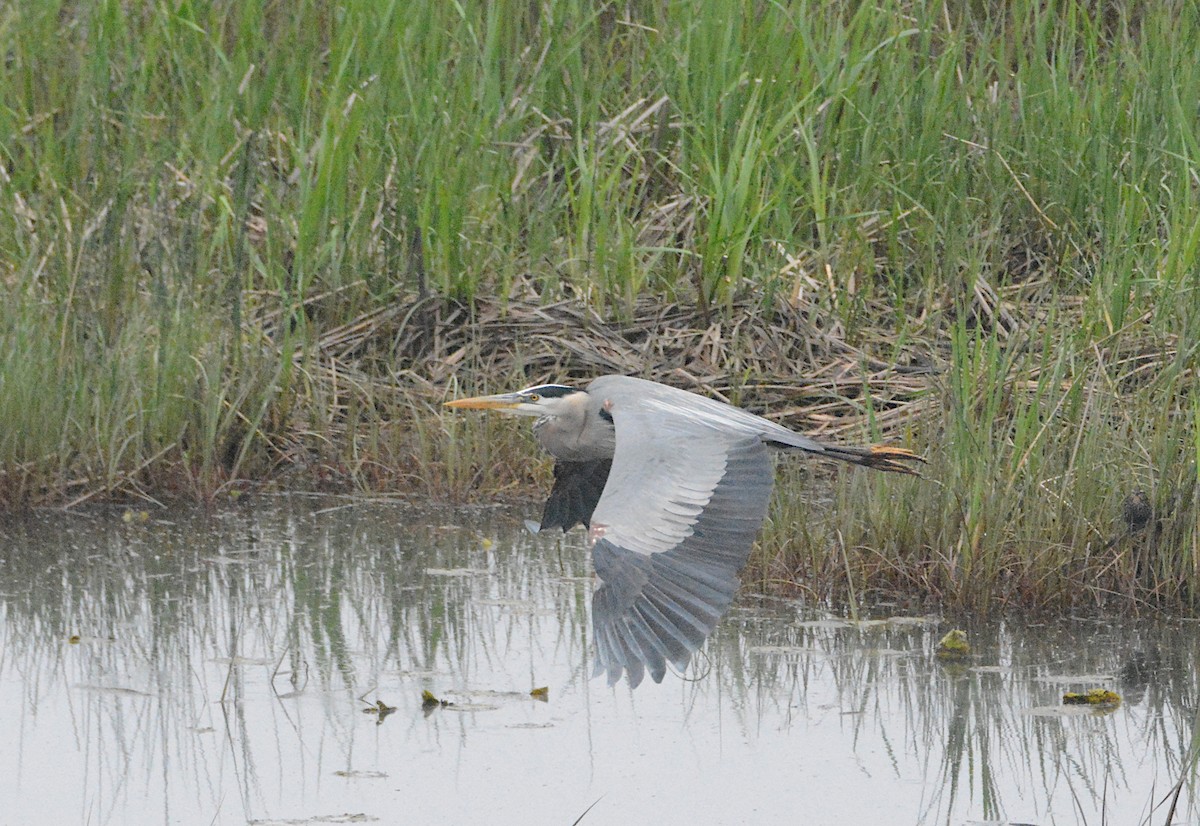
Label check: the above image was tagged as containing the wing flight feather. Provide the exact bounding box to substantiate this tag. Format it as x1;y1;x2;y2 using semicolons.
585;379;775;686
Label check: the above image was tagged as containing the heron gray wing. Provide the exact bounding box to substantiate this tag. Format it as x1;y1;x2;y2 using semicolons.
586;375;925;475
588;404;730;556
588;374;830;453
537;458;612;532
584;387;775;687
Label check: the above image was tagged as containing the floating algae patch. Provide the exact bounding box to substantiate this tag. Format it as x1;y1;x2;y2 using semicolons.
936;629;970;660
361;699;397;724
421;690;452;711
1063;689;1121;707
420;688;501;713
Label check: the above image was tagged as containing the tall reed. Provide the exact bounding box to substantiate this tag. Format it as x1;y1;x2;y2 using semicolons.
1;0;1197;606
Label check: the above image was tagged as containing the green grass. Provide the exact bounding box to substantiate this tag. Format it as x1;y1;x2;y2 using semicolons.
1;0;1198;608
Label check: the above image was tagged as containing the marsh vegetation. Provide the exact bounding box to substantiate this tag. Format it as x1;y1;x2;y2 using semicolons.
1;0;1197;609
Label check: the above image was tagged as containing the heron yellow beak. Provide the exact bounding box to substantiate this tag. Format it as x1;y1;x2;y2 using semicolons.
443;392;523;411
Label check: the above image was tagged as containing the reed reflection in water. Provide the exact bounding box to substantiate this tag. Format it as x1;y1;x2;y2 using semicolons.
0;497;1196;825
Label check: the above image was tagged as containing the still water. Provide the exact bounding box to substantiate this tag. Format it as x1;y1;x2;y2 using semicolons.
0;496;1196;825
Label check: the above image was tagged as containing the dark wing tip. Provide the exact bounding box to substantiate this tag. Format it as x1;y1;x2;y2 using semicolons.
591;540;740;688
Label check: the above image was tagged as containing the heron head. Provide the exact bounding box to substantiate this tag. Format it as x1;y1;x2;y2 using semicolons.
443;383;584;418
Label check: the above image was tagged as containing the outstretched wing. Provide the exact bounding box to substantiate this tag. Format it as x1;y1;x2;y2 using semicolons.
537;458;613;532
585;378;775;687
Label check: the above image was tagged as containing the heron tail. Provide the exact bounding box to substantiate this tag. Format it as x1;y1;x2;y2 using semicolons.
817;444;926;475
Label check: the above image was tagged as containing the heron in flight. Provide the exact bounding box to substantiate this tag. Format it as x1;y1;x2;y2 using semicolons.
445;375;923;687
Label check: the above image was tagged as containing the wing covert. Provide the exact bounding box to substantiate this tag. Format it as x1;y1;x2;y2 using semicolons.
589;400;730;556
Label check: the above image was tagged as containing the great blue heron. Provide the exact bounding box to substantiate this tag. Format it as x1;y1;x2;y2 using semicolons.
445;375;923;687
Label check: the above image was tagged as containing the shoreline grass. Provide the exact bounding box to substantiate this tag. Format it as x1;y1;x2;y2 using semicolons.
1;0;1198;609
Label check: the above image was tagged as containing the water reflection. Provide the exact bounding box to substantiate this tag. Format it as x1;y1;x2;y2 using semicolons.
0;497;1196;825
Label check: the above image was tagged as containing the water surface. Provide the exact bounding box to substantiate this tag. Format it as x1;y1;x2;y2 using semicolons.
1;497;1196;825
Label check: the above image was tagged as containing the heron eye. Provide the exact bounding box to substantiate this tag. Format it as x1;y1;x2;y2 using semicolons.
528;394;540;402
